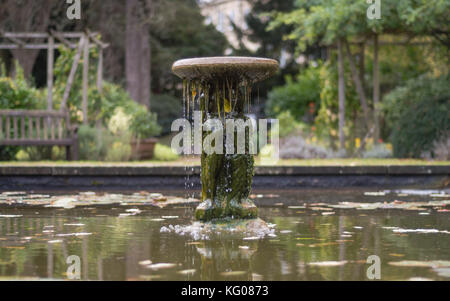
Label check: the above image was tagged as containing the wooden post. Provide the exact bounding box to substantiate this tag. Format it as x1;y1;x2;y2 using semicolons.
359;42;365;88
95;47;104;130
61;35;85;112
82;34;89;125
47;36;54;110
337;39;346;151
373;34;380;143
344;40;370;129
97;47;103;93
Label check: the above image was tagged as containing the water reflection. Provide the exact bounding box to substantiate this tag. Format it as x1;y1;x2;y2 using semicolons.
0;198;449;281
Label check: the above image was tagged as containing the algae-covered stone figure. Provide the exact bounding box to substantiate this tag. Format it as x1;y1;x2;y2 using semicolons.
172;57;278;221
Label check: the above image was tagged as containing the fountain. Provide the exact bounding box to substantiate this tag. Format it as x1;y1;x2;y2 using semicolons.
172;57;278;221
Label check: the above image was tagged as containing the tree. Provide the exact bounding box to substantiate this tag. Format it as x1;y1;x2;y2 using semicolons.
125;0;152;108
0;0;62;79
269;0;449;147
231;0;301;103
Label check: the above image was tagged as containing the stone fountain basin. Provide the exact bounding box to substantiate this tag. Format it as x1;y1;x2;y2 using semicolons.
171;56;279;82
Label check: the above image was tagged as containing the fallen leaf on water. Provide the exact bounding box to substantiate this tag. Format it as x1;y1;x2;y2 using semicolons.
178;269;196;275
309;261;347;267
310;207;333;211
146;263;178;270
389;253;405;257
56;232;92;237
48;240;63;244
288;206;306;209
309;242;339;248
1;192;26;196
388;261;450;268
243;236;261;241
186;242;203;246
392;228;443;234
433;267;450;278
0;215;23;218
139;275;162;280
220;271;247;277
119;213;134;217
364;192;386;196
138;260;152;266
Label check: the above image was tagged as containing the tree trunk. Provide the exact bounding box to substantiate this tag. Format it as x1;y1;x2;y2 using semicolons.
344;40;370;130
1;0;54;79
359;42;365;89
11;50;39;79
373;34;380;143
126;0;141;104
125;0;151;108
140;15;151;110
337;39;346;151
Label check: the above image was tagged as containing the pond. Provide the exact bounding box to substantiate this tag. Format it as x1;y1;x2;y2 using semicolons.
0;188;449;281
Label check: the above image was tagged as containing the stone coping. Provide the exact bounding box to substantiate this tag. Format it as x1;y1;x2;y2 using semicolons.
0;165;448;176
172;56;278;82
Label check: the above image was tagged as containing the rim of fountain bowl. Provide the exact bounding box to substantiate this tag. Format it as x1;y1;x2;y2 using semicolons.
171;56;279;83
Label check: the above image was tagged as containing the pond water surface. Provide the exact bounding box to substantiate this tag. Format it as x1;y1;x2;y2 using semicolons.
0;188;449;281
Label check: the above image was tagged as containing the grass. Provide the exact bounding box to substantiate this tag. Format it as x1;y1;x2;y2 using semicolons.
0;158;448;166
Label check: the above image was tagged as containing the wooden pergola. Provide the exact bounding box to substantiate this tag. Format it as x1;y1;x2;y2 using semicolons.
0;31;109;124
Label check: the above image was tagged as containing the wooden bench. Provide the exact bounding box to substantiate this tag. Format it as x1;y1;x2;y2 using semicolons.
0;110;79;160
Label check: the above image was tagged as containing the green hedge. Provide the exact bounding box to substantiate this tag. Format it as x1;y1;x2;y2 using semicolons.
383;73;450;158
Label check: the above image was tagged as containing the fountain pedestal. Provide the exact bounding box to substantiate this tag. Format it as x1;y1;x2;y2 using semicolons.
172;57;278;221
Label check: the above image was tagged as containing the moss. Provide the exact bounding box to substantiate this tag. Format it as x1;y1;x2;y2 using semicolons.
194;76;257;221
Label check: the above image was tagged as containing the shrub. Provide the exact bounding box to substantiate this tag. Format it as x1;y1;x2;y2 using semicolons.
15;146;65;161
153;143;179;161
266;64;321;121
129;105;161;139
362;144;393;159
105;141;132;162
383;73;450;158
0;62;44;160
275;111;303;138
150;93;183;135
421;135;450;160
279;135;331;159
78;125;114;161
0;62;42;110
53;47;161;139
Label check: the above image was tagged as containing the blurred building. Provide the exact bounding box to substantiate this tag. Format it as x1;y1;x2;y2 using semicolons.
198;0;258;53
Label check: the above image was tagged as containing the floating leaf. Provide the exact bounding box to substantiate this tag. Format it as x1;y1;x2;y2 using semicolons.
309;261;347;267
178;269;196;275
146;263;178;270
220;271;247;277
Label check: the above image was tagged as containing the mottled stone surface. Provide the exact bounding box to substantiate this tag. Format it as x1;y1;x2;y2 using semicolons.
194;199;258;221
172;57;278;82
